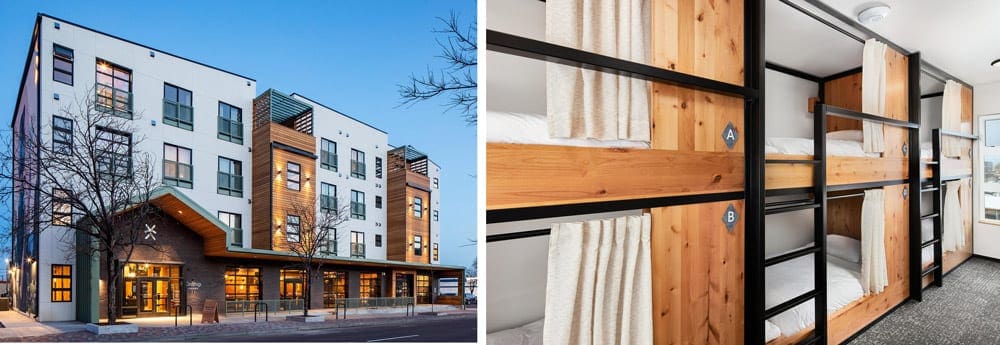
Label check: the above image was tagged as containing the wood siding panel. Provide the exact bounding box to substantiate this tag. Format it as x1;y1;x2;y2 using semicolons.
883;49;909;122
252;96;274;250
651;200;744;345
650;85;745;153
387;153;433;263
269;150;317;252
487;144;744;210
765;155;908;190
961;85;973;133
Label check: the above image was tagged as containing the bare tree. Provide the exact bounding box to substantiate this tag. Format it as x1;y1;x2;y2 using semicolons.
0;87;160;325
398;11;477;125
283;198;350;317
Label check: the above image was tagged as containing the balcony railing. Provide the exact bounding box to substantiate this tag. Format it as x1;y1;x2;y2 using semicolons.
321;152;338;171
328;297;414;309
95;83;133;118
163;99;194;130
163;160;193;188
218;116;243;144
231;229;243;246
351;243;365;258
350;202;366;220
217;172;243;197
321;240;337;256
351;161;366;179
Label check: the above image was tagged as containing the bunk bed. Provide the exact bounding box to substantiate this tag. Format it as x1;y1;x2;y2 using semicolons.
486;0;764;344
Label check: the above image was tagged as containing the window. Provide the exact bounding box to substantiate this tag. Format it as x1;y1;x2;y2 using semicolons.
414;235;423;256
95;59;132;117
375;157;383;179
163;144;193;188
96;127;131;178
983;116;1000;221
53;44;73;85
52;189;72;226
375;196;382;209
375;234;382;247
323;271;347;307
279;269;306;300
51;264;72;302
217;157;243;197
433;243;439;261
321;139;337;171
433;177;439;189
286;215;301;243
321;183;337;214
351;231;365;258
350;149;366;179
359;272;380;299
286;162;301;191
433;210;439;221
219;212;242;246
413;197;423;218
218;102;243;144
416;274;430;304
163;84;193;130
321;228;337;256
224;267;260;305
351;190;366;220
52;116;73;155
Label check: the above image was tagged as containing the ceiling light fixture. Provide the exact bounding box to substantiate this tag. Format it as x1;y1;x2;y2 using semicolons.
992;58;1000;68
857;4;891;24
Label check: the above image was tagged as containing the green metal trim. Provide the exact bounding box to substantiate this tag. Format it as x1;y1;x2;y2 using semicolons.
266;89;312;124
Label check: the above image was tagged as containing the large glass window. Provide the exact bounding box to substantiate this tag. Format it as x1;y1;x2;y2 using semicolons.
351;190;366;220
351;231;365;258
321;139;337;171
95;59;132;118
163;144;193;188
414;235;423;256
983;116;1000;220
433;243;439;261
351;149;366;179
416;274;430;304
52;115;73;155
286;215;301;243
51;264;72;302
224;267;260;303
323;271;347;308
52;189;72;226
217;102;243;144
219;211;242;246
217;157;243;197
53;44;73;85
413;197;423;218
359;272;380;299
321;183;337;214
286;162;301;191
279;269;306;300
163;84;193;130
96;127;131;178
321;228;337;255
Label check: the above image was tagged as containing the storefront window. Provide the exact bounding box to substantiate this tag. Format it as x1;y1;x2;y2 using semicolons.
416;274;431;304
121;262;181;317
359;272;381;300
323;271;347;308
225;267;261;302
280;269;306;300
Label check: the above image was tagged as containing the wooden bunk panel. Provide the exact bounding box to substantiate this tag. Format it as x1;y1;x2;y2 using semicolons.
883;49;910;122
823;73;862;131
651;201;744;345
486;144;744;210
941;139;974;178
827;195;863;240
828;183;911;344
650;84;745;153
764;155;908;190
822;47;909;130
650;0;744;86
961;85;974;132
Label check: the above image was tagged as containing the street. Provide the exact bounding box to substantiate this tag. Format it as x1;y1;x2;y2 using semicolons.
189;314;477;343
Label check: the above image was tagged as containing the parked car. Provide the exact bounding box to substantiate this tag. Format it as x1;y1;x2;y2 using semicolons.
464;293;477;305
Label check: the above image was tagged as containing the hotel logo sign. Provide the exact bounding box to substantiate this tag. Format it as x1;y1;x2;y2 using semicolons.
144;224;158;241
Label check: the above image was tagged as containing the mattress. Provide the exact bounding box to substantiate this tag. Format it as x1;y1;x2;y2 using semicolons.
765;137;879;157
486;111;651;148
487;318;544;345
921;141;932;160
765;254;865;341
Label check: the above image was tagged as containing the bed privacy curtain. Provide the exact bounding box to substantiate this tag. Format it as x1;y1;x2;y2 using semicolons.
942;80;964;158
543;214;653;345
861;38;886;154
546;0;651;142
860;188;888;294
942;180;966;252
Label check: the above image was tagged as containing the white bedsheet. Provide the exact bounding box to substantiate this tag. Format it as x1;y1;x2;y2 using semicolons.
487;319;544;345
765;254;865;340
765;137;879;157
486;111;651;148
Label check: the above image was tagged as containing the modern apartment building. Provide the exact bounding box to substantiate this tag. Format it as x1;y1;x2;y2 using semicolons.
8;13;463;322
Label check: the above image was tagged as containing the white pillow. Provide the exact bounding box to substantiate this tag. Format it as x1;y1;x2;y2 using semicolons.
826;130;863;142
827;234;861;263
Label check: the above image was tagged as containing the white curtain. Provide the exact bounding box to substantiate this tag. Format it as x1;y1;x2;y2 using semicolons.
543;214;653;345
860;188;888;294
546;0;651;142
942;80;964;158
861;39;887;153
942;180;966;252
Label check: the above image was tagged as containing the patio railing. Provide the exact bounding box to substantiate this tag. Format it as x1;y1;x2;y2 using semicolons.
224;299;304;316
327;296;414;309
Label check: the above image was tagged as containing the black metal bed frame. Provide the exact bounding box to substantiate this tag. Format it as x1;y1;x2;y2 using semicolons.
485;1;974;344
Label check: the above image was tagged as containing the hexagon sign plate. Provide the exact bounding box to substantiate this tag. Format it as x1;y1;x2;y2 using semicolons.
722;203;739;232
722;122;738;149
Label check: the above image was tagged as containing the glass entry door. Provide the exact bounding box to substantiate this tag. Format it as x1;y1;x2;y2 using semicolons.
121;262;182;317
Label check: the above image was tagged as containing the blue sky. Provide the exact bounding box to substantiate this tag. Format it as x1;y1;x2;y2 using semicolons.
0;1;478;269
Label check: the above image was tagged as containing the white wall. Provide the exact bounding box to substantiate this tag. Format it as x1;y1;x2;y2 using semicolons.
429;161;441;264
485;0;545;115
974;81;1000;259
920;96;943;141
294;95;389;260
765;69;818;139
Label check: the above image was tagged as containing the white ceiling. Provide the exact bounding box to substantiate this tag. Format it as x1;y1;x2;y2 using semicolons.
766;0;863;77
821;0;1000;87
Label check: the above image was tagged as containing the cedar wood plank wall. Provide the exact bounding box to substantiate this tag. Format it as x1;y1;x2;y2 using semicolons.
648;0;746;344
387;153;433;263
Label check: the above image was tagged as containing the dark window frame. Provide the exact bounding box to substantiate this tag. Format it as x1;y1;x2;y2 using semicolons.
217;156;243;197
51;264;72;302
413;235;423;256
321;139;338;171
375;157;382;179
95;126;132;179
163;143;193;188
224;266;261;304
350;190;366;220
95;59;133;118
217;102;243;144
350;149;366;179
351;231;365;258
286;214;301;243
433;243;439;261
321;182;337;214
219;211;242;246
286;162;301;191
52;188;72;226
413;197;423;218
375;196;382;209
375;234;382;247
53;44;73;85
52;115;73;155
163;83;193;130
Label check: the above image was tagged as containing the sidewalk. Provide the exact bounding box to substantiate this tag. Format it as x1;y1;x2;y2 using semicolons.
0;311;88;339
